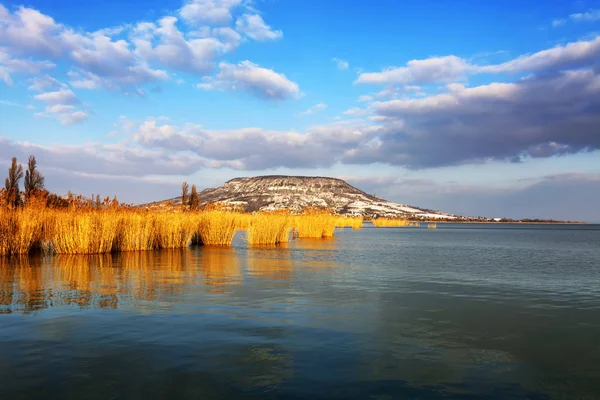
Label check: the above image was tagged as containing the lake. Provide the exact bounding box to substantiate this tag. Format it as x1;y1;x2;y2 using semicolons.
1;224;599;399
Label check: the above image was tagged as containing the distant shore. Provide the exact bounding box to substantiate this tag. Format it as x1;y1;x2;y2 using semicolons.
422;220;588;225
364;220;587;225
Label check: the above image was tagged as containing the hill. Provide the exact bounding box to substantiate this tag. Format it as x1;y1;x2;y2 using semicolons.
156;175;457;219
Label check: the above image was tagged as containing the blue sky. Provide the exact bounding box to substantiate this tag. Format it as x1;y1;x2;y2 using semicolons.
1;0;599;221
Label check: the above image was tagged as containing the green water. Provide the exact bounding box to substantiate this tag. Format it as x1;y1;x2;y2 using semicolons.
1;224;599;399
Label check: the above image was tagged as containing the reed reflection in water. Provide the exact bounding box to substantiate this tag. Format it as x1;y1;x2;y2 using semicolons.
1;226;600;399
0;239;339;314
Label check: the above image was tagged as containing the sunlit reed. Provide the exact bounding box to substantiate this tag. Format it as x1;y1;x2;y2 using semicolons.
246;212;292;245
196;210;238;246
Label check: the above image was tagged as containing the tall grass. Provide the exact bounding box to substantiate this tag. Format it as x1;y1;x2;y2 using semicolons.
0;208;42;256
1;201;369;257
153;212;198;249
335;216;363;229
247;212;292;245
372;218;420;228
116;212;156;251
52;211;120;254
294;207;338;238
196;210;238;246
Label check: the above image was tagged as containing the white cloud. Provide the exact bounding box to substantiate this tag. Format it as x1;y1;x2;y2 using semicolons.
34;88;78;105
343;107;370;117
570;9;600;22
132;117;381;170
0;136;202;179
0;66;11;85
180;0;243;26
0;5;65;58
332;58;349;70
198;61;301;99
58;110;89;125
356;55;469;85
34;107;89;126
356;36;600;85
0;5;169;91
235;14;282;41
32;85;89;125
357;85;424;104
28;75;66;91
552;19;566;27
212;27;242;50
0;48;55;85
0;3;282;93
133;16;226;75
297;103;328;116
47;104;75;114
476;35;600;74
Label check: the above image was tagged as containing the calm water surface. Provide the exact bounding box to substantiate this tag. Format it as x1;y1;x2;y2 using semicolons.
1;224;599;399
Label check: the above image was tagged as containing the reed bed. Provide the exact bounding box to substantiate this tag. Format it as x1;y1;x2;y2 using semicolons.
294;208;338;238
234;213;252;230
0;202;369;257
247;212;292;245
52;210;120;254
116;212;156;251
335;216;363;229
195;210;238;246
372;218;420;228
153;212;198;249
0;208;43;256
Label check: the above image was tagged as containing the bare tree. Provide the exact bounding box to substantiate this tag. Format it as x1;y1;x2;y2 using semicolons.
24;155;45;200
4;157;24;207
190;184;199;210
181;181;189;208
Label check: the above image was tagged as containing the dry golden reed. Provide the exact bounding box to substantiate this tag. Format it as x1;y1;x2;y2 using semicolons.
246;212;292;245
372;218;420;228
0;200;371;257
294;207;338;238
52;210;120;254
0;208;42;256
152;212;198;249
196;210;238;246
116;212;156;251
335;216;363;229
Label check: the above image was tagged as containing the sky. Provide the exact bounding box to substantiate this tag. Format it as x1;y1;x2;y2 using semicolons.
0;0;599;221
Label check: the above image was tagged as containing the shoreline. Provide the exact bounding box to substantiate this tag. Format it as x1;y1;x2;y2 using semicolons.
364;220;588;225
419;221;587;225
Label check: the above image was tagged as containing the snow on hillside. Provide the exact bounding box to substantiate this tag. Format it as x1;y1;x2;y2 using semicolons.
182;175;458;219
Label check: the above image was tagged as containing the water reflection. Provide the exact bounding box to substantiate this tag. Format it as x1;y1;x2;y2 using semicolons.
247;248;295;282
0;242;341;314
197;247;242;293
1;226;600;399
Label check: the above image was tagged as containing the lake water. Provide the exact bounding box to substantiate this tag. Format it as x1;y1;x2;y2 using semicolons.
1;224;599;399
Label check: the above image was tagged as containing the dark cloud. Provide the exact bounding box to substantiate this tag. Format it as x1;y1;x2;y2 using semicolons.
41;169;181;204
133;119;381;170
0;138;203;177
351;69;600;168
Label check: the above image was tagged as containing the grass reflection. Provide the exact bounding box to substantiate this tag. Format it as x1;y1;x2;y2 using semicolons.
198;246;242;293
246;248;295;281
0;237;342;313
